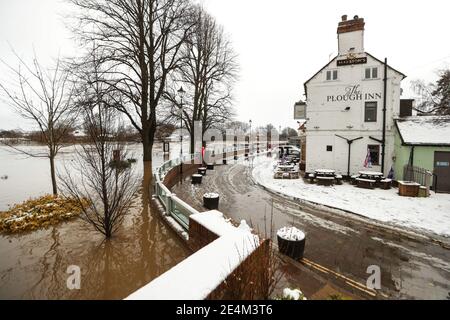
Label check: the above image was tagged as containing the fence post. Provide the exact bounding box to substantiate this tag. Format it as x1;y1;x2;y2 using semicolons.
166;193;173;216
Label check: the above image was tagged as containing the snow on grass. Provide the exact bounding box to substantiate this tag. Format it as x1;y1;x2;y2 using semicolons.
252;156;450;238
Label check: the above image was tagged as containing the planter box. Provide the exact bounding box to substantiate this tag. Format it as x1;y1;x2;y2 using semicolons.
398;181;420;197
418;186;430;198
277;236;306;260
206;164;215;170
198;167;207;176
203;193;219;210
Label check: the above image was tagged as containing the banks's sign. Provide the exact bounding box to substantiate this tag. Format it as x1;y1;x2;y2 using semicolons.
337;57;367;66
327;85;382;103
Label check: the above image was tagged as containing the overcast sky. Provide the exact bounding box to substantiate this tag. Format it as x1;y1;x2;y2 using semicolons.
1;0;449;130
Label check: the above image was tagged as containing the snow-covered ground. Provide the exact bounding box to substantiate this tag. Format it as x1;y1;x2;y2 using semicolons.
252;156;450;238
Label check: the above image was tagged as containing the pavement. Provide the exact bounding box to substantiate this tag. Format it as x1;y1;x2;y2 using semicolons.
171;159;450;300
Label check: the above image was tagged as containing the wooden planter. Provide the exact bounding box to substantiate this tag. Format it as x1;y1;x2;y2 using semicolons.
203;193;219;210
206;163;215;170
398;181;420;197
198;167;207;176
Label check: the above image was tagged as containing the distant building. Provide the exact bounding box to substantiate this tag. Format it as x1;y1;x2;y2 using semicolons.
394;116;450;193
303;15;406;176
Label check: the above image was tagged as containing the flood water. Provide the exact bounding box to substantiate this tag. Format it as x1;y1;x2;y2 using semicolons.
0;142;191;299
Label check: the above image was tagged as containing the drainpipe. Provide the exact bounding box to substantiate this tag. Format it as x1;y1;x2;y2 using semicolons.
408;146;415;166
381;58;388;174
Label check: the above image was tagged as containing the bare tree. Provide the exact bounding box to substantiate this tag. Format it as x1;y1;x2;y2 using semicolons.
0;53;76;195
411;69;450;115
60;50;138;238
164;5;238;153
69;0;195;163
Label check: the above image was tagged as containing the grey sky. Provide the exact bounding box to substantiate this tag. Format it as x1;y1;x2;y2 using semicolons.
1;0;449;131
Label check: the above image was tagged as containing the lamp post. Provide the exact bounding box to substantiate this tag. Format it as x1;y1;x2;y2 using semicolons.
178;86;185;177
249;119;252;155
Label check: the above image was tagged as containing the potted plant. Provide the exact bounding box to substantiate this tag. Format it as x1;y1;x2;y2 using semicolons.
277;226;306;260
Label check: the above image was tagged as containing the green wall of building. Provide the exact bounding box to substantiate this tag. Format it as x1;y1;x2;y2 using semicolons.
394;129;450;181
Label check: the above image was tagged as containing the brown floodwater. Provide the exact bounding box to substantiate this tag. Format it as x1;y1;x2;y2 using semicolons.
0;143;191;299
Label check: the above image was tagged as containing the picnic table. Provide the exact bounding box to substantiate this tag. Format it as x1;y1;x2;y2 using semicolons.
354;171;389;189
315;169;336;176
307;169;342;186
278;165;295;171
358;171;383;179
274;164;299;179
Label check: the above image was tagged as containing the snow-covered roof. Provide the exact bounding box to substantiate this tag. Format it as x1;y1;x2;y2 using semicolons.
395;116;450;146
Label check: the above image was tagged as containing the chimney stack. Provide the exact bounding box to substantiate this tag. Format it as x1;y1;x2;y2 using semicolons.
337;15;365;34
337;14;365;55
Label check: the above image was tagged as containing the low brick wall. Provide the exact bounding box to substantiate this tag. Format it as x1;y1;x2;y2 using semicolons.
188;213;272;300
163;163;200;189
188;218;220;252
206;239;271;300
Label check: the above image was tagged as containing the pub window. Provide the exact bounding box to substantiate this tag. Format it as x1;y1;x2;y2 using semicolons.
368;145;380;166
364;102;377;122
365;67;378;79
326;70;338;81
326;145;333;152
372;67;378;78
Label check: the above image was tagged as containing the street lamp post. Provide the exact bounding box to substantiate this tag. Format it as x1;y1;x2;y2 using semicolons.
249;119;252;155
178;86;185;178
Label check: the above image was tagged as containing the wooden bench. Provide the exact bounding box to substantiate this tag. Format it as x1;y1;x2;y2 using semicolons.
356;178;376;189
317;176;334;186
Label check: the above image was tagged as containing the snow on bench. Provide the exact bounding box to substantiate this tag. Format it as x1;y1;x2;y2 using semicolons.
316;176;334;180
126;211;258;300
356;178;376;183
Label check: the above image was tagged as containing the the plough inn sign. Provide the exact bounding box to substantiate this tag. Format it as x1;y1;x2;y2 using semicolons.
326;85;382;103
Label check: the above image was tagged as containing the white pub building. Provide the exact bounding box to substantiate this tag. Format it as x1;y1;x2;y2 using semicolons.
302;15;406;177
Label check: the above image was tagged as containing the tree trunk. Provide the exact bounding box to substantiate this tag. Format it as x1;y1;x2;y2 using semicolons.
142;125;152;162
49;155;57;195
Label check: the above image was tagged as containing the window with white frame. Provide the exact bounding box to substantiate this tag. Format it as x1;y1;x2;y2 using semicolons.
365;67;378;79
326;70;338;81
